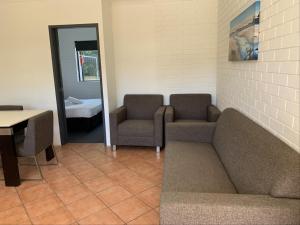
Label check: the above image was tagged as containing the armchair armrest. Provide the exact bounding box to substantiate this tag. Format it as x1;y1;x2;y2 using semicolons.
160;192;300;225
154;106;166;147
207;105;221;122
109;106;127;145
166;122;216;143
165;106;174;123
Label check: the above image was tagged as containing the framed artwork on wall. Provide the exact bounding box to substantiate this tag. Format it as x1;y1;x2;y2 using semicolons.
229;1;260;61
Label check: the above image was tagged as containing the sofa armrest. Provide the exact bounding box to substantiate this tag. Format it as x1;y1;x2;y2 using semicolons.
166;122;216;143
154;106;166;147
109;106;127;145
164;106;174;123
160;192;300;225
207;105;221;122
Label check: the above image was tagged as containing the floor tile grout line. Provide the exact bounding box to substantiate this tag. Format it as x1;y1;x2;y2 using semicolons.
56;145;127;224
27;149;77;224
76;197;126;224
67;146;162;197
1;144;162;225
60;145;127;225
85;147;163;209
51;148;108;224
69;145;161;223
123;207;155;225
15;187;34;225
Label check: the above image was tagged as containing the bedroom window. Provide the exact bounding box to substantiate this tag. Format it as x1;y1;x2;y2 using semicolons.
75;41;100;82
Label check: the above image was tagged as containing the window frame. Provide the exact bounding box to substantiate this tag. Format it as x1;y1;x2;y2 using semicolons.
75;40;100;82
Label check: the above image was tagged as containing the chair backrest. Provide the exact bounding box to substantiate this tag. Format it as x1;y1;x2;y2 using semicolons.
0;105;23;111
213;108;300;199
23;111;53;156
124;95;163;120
170;94;211;120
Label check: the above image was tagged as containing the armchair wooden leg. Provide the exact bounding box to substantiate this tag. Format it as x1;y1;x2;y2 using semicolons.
156;146;160;153
112;145;117;151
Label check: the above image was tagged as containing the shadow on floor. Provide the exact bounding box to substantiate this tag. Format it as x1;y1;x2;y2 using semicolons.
67;124;104;143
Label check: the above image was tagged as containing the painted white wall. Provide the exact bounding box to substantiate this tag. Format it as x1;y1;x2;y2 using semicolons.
1;0;298;151
111;0;218;106
102;0;118;111
0;0;113;145
58;27;102;99
217;0;300;151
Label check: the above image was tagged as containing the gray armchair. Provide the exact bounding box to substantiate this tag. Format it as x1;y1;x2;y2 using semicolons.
110;95;165;152
165;94;221;124
165;94;221;143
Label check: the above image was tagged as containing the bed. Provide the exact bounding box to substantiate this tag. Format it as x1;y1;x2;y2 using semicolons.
65;98;103;132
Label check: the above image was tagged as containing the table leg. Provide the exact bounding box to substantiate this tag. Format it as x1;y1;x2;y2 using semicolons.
45;145;55;162
0;130;21;187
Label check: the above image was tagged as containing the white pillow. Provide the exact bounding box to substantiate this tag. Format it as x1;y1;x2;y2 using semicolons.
67;96;82;104
64;99;73;107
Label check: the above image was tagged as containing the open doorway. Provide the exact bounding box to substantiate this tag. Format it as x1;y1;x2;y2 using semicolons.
49;24;105;145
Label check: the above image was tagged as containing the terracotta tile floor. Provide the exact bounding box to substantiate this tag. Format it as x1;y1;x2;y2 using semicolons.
0;144;164;225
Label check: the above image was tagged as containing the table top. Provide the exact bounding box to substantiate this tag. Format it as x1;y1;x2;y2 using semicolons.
0;110;47;128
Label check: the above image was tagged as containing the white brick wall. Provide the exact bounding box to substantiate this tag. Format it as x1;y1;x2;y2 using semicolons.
217;0;300;151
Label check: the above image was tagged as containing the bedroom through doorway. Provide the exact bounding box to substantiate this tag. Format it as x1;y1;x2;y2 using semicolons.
49;24;105;144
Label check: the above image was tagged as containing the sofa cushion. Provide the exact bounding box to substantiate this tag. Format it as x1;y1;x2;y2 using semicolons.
163;141;236;193
166;122;216;143
124;95;163;120
118;120;154;137
170;94;211;120
213;108;300;198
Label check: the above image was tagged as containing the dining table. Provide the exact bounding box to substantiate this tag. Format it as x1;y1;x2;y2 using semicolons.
0;110;55;186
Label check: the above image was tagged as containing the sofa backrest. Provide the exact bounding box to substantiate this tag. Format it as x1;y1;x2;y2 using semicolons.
124;94;163;120
213;108;300;199
170;94;211;120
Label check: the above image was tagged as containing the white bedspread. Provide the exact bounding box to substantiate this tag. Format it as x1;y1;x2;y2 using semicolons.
65;99;102;118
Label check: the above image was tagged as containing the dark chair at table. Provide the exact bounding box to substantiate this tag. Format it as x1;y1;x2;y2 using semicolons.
1;110;57;180
110;94;166;152
15;110;57;179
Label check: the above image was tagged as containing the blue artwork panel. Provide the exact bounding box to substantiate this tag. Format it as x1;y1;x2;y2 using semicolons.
229;1;260;61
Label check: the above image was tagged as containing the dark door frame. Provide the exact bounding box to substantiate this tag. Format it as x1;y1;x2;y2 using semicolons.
48;23;106;145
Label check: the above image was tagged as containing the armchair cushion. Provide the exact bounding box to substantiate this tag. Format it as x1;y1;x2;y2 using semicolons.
175;119;206;123
166;122;216;143
118;120;154;137
170;94;211;120
124;95;163;120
